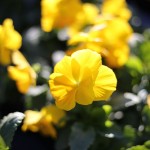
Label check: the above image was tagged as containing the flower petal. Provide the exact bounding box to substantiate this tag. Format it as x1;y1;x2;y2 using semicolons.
75;67;94;105
71;49;101;81
49;73;76;110
93;65;117;100
54;56;75;82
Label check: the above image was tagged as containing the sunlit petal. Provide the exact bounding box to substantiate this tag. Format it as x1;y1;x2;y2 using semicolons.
93;65;117;100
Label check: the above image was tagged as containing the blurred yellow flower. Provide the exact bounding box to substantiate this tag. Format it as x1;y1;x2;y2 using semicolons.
41;0;83;32
68;16;132;68
7;51;36;94
101;0;132;20
22;105;66;138
49;49;117;111
0;18;22;65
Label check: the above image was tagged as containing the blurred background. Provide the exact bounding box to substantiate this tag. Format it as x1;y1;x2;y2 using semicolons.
0;0;150;150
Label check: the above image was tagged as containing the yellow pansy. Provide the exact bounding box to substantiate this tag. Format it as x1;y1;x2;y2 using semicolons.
0;18;22;65
7;51;36;94
22;105;66;138
41;0;83;32
101;0;132;20
49;49;117;111
68;16;132;68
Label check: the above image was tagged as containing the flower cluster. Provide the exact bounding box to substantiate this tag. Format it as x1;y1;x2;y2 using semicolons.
66;0;133;68
1;0;149;149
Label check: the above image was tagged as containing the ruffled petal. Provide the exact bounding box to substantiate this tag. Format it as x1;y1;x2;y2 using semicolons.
49;73;77;110
93;65;117;100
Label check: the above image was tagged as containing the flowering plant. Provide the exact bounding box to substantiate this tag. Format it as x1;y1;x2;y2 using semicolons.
0;0;150;150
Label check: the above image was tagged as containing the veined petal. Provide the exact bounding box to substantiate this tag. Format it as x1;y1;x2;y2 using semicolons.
55;89;76;111
93;65;117;100
49;73;77;111
54;56;74;82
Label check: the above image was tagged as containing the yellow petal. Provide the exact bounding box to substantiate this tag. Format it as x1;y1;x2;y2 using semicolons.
105;44;129;68
71;49;101;81
16;80;31;93
54;56;75;82
93;65;117;100
12;51;29;67
75;67;94;105
7;66;31;93
38;118;57;138
41;105;66;125
7;66;29;81
3;19;22;50
49;73;76;111
23;110;42;125
55;89;76;111
0;47;11;65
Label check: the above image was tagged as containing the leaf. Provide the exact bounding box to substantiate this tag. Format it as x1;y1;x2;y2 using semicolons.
0;112;25;148
69;123;95;150
0;136;9;150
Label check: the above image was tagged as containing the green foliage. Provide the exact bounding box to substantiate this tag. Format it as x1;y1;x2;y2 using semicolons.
0;112;25;148
127;140;150;150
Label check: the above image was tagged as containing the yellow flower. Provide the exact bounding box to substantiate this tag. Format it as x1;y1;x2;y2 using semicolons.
7;51;36;94
0;18;22;65
41;0;83;32
101;0;132;20
68;16;132;68
49;49;117;111
22;105;66;138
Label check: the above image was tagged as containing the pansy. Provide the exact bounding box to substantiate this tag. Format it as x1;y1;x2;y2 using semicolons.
7;51;36;93
0;18;22;65
22;105;66;138
41;0;83;32
68;16;132;68
49;49;117;111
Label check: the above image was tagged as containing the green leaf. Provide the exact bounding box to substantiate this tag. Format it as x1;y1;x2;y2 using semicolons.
0;112;25;148
0;136;9;150
69;123;95;150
